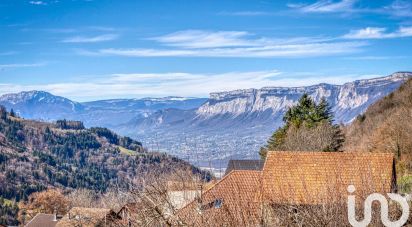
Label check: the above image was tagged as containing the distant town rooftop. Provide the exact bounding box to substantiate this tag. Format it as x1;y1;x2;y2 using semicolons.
224;159;265;176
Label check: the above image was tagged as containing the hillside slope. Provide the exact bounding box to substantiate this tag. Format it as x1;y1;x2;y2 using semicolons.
0;107;205;202
344;78;412;174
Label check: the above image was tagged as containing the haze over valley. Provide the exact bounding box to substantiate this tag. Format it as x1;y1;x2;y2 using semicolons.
1;72;410;168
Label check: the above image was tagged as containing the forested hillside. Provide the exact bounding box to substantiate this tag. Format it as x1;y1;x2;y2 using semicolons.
344;78;412;177
0;106;206;202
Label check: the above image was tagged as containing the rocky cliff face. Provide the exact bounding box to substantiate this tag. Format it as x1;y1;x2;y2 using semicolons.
121;72;412;167
196;72;411;124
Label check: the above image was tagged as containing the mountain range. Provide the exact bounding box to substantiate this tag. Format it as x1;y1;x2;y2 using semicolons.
1;72;411;168
0;92;207;127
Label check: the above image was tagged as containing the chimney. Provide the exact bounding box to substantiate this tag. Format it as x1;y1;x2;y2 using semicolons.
53;209;57;222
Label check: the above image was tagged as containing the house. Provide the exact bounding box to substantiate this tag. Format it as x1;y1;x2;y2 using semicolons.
56;207;119;227
176;151;396;225
24;213;59;227
166;180;204;212
262;151;396;205
176;170;262;226
224;159;265;176
115;181;214;226
116;203;142;227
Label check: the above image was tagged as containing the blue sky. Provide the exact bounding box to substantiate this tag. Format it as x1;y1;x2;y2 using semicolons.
0;0;411;101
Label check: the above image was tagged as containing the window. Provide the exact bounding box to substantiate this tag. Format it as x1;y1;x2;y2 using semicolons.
214;199;223;208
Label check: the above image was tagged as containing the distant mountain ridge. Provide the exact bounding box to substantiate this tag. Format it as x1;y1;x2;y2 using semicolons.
0;90;83;120
0;72;411;167
0;92;207;127
119;72;412;166
197;72;411;123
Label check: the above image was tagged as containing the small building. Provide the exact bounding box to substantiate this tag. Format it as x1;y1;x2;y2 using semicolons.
56;207;119;227
224;159;265;176
115;181;211;226
116;203;142;227
24;213;59;227
166;180;203;212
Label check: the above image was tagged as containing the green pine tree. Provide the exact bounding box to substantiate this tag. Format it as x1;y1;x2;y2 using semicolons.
9;109;15;117
260;94;344;159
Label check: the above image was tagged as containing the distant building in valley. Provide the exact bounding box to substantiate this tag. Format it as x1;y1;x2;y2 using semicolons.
224;159;265;176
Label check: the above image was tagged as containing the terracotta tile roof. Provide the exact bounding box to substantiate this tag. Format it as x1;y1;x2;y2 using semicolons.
176;170;262;226
115;203;143;226
56;207;118;227
224;159;265;176
262;151;396;205
25;213;58;227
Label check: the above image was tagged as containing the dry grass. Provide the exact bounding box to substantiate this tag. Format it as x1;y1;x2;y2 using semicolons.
344;78;412;177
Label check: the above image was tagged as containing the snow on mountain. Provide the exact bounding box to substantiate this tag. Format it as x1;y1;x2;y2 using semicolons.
0;90;83;120
0;91;206;127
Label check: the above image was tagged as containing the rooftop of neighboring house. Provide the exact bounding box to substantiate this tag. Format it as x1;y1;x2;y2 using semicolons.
262;151;396;205
224;159;265;176
176;151;396;225
176;170;262;226
24;213;59;227
56;207;118;227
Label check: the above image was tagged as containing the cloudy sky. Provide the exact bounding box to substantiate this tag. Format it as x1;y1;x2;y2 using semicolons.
0;0;411;101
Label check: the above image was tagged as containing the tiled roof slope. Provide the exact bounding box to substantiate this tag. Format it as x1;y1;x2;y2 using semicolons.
56;207;117;227
177;170;262;226
262;151;396;205
25;214;58;227
224;159;265;176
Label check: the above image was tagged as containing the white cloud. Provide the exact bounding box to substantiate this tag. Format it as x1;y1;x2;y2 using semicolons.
94;42;364;58
77;30;365;58
343;26;412;39
62;34;119;43
29;1;47;5
0;63;46;70
151;30;333;49
343;27;387;39
289;0;357;13
288;0;412;18
343;55;407;60
152;30;263;49
0;71;382;101
384;0;412;17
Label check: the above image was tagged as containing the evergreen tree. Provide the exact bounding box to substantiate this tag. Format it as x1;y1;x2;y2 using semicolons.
0;106;6;120
260;94;344;159
9;109;15;117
